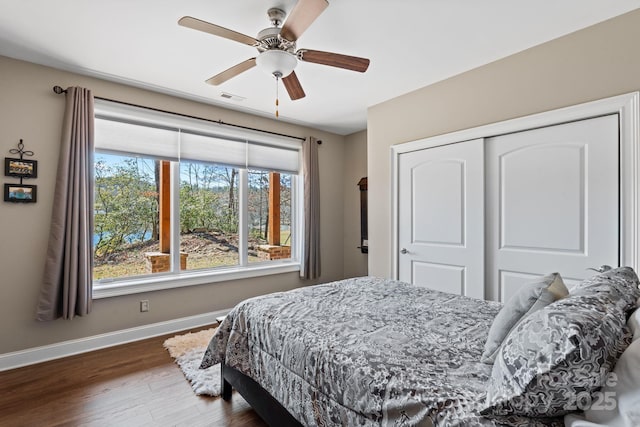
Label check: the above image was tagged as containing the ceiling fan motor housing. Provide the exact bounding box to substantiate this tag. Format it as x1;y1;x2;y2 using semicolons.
258;27;283;49
257;27;296;51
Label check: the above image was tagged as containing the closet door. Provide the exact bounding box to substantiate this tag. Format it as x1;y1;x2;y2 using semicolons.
398;139;484;298
485;115;619;302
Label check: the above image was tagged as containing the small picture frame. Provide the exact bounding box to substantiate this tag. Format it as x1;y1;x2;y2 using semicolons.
5;157;37;178
4;184;37;203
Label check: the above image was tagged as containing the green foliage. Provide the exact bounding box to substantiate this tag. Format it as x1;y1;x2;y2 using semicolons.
179;183;221;232
179;162;238;234
94;157;158;257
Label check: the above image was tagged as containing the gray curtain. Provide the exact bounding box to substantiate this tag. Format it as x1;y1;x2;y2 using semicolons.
302;137;321;280
36;87;94;321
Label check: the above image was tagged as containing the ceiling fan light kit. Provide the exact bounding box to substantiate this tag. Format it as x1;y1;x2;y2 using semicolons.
179;0;370;110
255;49;297;78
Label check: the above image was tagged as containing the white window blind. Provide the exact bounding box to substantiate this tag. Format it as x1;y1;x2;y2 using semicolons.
179;132;246;168
94;118;180;160
94;99;301;173
248;142;300;173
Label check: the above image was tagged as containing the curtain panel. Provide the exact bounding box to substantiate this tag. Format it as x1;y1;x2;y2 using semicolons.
302;137;321;280
36;87;94;321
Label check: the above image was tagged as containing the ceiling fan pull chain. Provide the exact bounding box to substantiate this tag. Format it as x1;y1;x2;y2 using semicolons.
275;73;280;118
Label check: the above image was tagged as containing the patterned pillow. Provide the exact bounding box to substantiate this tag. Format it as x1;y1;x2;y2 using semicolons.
481;273;568;364
480;272;634;418
570;266;640;314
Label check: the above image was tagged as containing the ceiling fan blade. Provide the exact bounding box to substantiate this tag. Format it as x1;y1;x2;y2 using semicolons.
280;0;328;42
206;58;257;85
298;49;370;72
178;16;259;47
282;71;306;100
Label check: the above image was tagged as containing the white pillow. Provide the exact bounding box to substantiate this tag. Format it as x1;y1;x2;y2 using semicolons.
564;339;640;427
480;272;568;364
564;414;609;427
628;306;640;342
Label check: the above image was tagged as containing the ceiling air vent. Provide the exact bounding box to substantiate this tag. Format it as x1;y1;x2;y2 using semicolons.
220;92;245;102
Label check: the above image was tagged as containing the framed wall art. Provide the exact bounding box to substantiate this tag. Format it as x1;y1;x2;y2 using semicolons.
4;183;37;203
5;157;37;178
4;139;38;204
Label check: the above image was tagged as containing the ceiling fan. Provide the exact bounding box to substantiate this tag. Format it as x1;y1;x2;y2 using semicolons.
178;0;370;102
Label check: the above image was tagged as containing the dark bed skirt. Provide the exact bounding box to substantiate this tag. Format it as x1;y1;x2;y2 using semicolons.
221;363;303;427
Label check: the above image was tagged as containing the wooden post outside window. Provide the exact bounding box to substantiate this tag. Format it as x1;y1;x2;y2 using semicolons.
268;172;281;246
159;161;171;254
145;160;188;273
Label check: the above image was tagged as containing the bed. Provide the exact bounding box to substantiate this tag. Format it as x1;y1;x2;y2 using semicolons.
200;269;640;427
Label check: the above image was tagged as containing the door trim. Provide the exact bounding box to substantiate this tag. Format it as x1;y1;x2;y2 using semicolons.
391;92;640;282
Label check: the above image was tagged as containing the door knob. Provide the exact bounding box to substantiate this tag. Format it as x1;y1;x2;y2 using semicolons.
400;248;408;254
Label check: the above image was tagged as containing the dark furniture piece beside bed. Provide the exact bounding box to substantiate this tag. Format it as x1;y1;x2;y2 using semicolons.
222;364;302;426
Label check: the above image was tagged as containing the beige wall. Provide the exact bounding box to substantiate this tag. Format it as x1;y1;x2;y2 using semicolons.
0;55;346;354
367;9;640;278
343;130;368;278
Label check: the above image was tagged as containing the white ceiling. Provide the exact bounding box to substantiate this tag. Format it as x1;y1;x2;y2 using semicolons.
1;1;639;135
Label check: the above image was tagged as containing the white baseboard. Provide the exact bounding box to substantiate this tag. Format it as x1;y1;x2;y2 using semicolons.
0;309;229;372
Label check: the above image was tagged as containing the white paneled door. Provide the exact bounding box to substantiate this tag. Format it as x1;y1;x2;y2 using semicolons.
398;139;485;298
485;115;619;302
397;115;619;301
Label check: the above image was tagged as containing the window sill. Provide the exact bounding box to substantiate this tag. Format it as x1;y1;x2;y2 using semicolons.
92;261;301;299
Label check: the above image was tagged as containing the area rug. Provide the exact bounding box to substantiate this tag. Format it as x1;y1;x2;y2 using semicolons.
163;328;221;396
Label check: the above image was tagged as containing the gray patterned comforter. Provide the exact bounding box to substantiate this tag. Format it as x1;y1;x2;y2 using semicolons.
200;277;562;426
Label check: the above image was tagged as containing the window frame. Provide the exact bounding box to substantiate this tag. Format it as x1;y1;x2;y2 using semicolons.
92;101;303;299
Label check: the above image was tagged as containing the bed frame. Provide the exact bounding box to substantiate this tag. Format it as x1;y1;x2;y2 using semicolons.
221;363;303;427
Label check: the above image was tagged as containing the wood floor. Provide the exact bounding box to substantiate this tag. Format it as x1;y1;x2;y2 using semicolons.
0;327;267;427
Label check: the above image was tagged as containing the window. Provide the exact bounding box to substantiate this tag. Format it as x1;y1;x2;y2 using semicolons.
92;100;302;297
247;170;293;264
179;162;240;270
94;153;160;280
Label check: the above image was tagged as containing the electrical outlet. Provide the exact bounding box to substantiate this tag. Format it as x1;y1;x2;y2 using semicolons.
140;300;149;312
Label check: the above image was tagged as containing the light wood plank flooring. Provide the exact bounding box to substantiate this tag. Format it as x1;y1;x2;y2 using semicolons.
0;328;267;427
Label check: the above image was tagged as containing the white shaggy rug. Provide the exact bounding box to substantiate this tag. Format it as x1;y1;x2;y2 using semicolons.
163;328;221;397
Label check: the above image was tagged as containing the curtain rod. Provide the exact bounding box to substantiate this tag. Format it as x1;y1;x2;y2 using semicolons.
52;85;314;142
